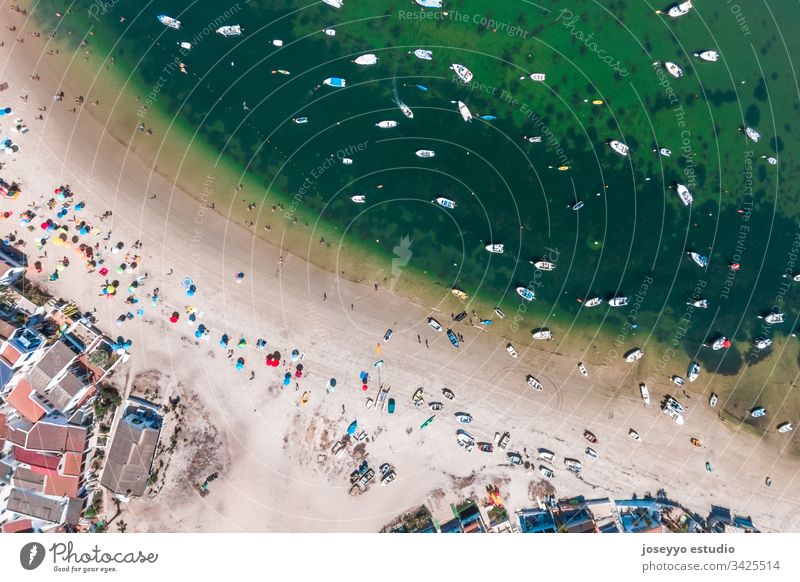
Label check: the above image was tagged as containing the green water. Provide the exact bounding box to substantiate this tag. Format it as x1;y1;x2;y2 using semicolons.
41;0;800;374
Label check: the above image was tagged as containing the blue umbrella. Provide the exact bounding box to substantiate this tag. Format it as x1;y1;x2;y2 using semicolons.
283;373;291;386
220;334;229;347
235;357;245;371
347;420;357;435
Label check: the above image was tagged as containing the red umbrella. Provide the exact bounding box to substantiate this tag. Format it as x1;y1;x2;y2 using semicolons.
266;356;273;365
361;384;368;391
169;312;179;323
271;359;280;367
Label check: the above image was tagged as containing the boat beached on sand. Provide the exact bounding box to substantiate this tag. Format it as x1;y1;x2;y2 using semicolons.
687;361;700;382
532;329;552;340
640;383;651;405
451;288;468;301
625;348;644;363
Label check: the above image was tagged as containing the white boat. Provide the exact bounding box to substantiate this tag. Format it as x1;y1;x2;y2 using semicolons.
608;140;629;156
323;77;346;88
451;63;473;83
457;101;473;122
578;362;588;377
293;117;309;124
695;50;719;62
516;287;535;302
676;184;694;206
526;136;543;143
529;73;546;81
745;127;761;143
665;62;684;78
584;297;602;307
399;103;414;119
272;39;284;47
777;422;794;433
416;0;443;6
415;149;435;158
754;338;773;350
585;447;598;460
413;49;433;60
352;54;378;66
540;466;554;478
435;197;456;209
157;15;181;29
341;158;353;165
764;313;784;324
494;308;506;319
427;317;442;332
687;361;700;382
564;459;583;473
533;261;555;271
323;28;336;36
688;252;708;268
689;298;708;308
455;412;473;424
506;344;518;358
662;406;685;425
672;375;685;386
629;429;641;441
375;120;398;128
485;243;504;254
640;383;651;405
667;1;693;18
350;195;366;203
609;296;629;307
179;42;192;50
532;329;552;340
766;157;777;165
625;348;644;363
711;336;730;350
709;392;718;407
526;375;543;391
664;396;685;414
323;0;343;8
216;25;242;37
751;407;767;418
572;201;584;210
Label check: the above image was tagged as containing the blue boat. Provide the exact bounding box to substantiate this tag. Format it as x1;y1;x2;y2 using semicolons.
516;286;535;302
323;77;346;88
447;329;460;347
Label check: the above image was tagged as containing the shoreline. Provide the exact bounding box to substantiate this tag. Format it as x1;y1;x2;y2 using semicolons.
2;4;799;532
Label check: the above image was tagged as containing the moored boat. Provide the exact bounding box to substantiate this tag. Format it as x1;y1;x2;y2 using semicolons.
659;147;672;157
413;49;433;60
458;101;473;122
609;296;629;307
435;197;456;209
688;252;708;268
687;361;700;382
745;127;761;142
695;50;719;62
516;286;535;302
764;312;785;324
399;102;414;119
157;15;181;29
485;243;504;254
451;63;474;83
751;407;767;418
666;1;693;17
533;260;555;271
710;336;730;350
625;348;644;362
754;337;773;350
451;288;468;301
323;77;346;88
293;117;308;124
665;61;684;78
608;140;629;156
529;73;546;81
375;120;398;128
532;329;552;340
416;0;443;6
216;25;242;37
353;54;378;65
350;195;365;203
583;297;602;307
416;149;435;158
676;184;693;206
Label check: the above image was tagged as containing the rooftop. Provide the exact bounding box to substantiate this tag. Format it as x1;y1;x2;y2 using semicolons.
5;380;49;423
35;340;78;380
100;402;162;497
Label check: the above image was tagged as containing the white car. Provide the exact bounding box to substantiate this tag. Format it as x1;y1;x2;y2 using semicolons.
709;393;718;407
506;343;518;358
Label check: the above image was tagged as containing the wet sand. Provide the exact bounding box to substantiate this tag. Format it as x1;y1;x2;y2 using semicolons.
1;10;799;532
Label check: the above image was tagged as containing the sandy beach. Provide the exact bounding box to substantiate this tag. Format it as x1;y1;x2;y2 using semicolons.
2;8;800;533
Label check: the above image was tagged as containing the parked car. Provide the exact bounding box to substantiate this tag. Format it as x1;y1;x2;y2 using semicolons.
387;398;395;414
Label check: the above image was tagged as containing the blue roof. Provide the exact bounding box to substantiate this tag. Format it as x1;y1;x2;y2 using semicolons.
0;360;13;389
439;518;463;533
518;509;557;533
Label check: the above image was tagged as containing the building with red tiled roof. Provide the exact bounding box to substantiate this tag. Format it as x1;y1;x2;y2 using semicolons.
11;447;61;472
5;380;50;422
0;410;7;449
1;519;34;533
7;416;88;453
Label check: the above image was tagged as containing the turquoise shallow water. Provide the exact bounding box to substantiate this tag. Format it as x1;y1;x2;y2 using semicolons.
41;0;800;377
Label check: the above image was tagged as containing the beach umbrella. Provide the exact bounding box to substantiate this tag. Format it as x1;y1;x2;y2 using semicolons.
256;339;266;349
220;334;229;347
283;373;291;386
272;351;281;361
420;416;435;430
265;355;273;365
238;337;247;348
296;364;303;372
187;285;196;297
347;420;358;435
0;107;10;116
327;378;336;393
182;277;193;288
169;312;180;323
295;370;303;378
290;349;300;362
271;359;280;367
235;271;245;283
235;357;245;371
361;384;368;391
